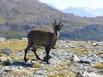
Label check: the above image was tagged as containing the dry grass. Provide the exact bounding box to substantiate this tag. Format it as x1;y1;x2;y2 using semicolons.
72;47;89;55
48;70;76;77
47;61;75;77
0;39;27;51
93;62;103;69
96;51;103;55
10;69;34;76
0;52;8;57
11;54;23;61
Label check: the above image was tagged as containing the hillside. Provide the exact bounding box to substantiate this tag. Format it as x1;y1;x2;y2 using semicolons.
0;0;103;40
0;0;84;38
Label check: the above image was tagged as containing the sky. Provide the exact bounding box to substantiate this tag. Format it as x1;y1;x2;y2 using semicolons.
39;0;103;10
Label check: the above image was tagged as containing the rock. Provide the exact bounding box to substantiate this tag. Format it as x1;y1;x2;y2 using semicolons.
31;61;41;68
21;38;28;41
92;43;99;46
0;48;13;55
76;72;83;77
0;37;6;42
83;71;103;77
72;54;81;62
1;40;103;76
2;60;11;66
0;57;10;62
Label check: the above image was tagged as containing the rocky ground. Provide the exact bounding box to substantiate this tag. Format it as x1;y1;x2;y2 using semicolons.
0;40;103;77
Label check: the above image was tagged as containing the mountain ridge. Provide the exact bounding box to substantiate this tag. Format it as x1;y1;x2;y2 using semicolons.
63;7;103;17
0;0;103;40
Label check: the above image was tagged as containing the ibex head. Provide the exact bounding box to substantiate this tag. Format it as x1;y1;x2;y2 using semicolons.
52;19;63;31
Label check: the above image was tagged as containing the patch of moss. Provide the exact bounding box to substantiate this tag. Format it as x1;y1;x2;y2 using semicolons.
10;69;34;76
1;59;11;66
47;60;75;77
47;66;65;72
11;53;23;61
0;64;3;67
27;52;37;60
0;52;8;57
48;71;76;77
96;51;103;56
0;39;27;51
32;62;41;68
73;47;89;55
93;62;103;69
48;73;66;77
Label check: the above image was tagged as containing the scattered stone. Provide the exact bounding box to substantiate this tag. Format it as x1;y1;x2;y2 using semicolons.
92;43;99;46
1;40;103;76
32;61;41;68
0;48;13;55
72;54;81;62
0;37;6;42
83;71;103;77
76;72;83;77
0;57;10;62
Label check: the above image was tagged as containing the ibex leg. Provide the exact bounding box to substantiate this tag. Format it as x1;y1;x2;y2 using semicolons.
31;46;41;60
44;46;51;64
24;39;33;62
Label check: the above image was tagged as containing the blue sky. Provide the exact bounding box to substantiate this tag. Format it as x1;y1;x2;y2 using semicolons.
39;0;103;10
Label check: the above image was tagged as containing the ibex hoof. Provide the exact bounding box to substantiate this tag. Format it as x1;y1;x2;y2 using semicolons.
43;56;50;64
43;56;47;61
52;47;56;49
47;61;50;64
24;58;28;62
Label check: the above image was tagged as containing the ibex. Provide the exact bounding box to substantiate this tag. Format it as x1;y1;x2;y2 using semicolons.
24;19;63;64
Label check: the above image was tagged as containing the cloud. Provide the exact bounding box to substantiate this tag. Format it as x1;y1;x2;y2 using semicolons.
39;0;103;10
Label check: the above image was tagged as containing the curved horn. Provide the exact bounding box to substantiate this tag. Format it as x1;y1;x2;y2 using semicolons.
54;18;56;25
59;17;62;25
59;20;62;25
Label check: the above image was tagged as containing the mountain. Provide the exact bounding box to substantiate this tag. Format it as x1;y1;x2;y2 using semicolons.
0;0;64;24
1;0;103;40
0;0;91;38
60;24;103;41
63;7;103;17
0;0;69;38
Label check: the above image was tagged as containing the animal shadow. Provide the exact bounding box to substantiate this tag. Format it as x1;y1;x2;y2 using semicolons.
11;61;33;67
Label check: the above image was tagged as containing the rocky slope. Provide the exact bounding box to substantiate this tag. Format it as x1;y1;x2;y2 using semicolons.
60;24;103;41
0;40;103;77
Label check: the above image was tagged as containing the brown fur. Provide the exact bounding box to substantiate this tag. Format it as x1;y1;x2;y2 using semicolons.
27;30;57;47
24;19;63;64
